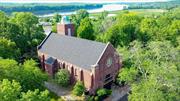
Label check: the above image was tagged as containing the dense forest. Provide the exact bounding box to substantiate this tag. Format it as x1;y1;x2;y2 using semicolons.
0;3;102;15
0;0;180;15
93;7;179;101
0;4;180;101
127;0;180;10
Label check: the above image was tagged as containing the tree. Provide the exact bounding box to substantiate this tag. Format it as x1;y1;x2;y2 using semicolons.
20;89;50;101
72;81;85;96
98;12;141;47
55;69;70;87
0;11;8;22
129;79;166;101
116;12;141;45
21;59;48;91
77;17;94;40
94;16;116;38
0;79;50;101
9;12;45;59
71;9;89;36
98;11;108;20
75;9;89;25
53;13;61;23
0;79;21;101
165;20;180;46
0;59;48;92
117;40;180;101
100;25;121;47
0;37;20;59
139;18;158;42
117;67;137;85
0;20;20;44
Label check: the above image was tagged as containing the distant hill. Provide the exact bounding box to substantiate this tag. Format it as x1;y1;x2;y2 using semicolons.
0;0;179;15
0;3;102;15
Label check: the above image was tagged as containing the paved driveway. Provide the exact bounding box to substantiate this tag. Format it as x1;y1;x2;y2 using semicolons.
44;81;71;96
111;85;130;101
44;82;84;101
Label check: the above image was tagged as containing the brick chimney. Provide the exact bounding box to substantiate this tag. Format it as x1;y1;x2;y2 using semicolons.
57;16;75;36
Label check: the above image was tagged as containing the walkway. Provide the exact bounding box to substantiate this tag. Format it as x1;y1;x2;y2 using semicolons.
44;81;84;101
111;85;130;101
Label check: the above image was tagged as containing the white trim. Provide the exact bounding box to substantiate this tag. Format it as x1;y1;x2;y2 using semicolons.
37;31;52;49
94;42;110;66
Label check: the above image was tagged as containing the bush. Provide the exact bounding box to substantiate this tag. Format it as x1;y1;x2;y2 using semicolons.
87;96;94;101
52;24;57;33
55;69;70;87
72;81;85;96
86;88;112;101
96;88;112;100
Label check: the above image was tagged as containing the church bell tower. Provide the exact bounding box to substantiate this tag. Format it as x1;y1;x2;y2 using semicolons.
57;16;75;36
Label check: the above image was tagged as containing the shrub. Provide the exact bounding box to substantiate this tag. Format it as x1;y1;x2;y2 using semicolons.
55;69;70;87
87;96;94;101
96;88;112;100
72;81;85;96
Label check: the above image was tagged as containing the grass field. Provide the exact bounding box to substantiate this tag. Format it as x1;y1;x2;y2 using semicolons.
90;9;167;17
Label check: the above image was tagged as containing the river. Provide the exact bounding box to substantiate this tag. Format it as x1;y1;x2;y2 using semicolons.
38;4;128;17
0;0;171;17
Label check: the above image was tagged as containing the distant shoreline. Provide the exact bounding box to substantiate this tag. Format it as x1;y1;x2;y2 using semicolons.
0;0;170;3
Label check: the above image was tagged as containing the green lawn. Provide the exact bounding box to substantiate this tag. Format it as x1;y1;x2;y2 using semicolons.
90;9;167;17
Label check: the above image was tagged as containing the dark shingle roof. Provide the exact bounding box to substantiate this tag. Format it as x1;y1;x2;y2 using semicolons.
38;33;107;71
45;57;56;65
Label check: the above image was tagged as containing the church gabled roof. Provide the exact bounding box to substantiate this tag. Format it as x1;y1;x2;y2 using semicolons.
38;32;108;71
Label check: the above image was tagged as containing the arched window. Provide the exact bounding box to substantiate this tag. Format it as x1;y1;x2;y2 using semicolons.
106;57;113;67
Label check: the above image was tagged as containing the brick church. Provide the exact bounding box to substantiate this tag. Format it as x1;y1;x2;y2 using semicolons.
37;16;122;94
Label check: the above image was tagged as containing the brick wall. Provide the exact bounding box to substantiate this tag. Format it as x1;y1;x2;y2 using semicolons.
57;23;75;36
37;43;121;94
92;43;121;92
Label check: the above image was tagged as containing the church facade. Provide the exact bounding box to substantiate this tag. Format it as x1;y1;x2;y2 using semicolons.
37;16;122;94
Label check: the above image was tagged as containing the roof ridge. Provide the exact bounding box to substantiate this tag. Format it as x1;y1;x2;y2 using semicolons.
94;42;110;66
53;33;106;45
37;31;52;49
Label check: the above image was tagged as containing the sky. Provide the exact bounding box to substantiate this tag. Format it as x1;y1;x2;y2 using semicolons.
0;0;170;3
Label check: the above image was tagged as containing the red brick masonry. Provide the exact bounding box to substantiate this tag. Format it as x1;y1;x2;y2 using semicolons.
38;43;121;94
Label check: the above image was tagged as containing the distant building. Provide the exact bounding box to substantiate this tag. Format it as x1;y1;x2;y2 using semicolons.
37;16;121;94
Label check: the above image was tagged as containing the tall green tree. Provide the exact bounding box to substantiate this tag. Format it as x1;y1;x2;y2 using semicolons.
0;11;8;22
98;12;141;47
75;9;89;25
0;20;20;44
0;79;50;101
53;13;61;23
20;89;50;101
0;59;48;92
9;12;45;59
0;37;20;59
0;79;21;101
98;11;108;20
117;40;180;101
71;9;89;36
77;17;94;40
139;18;158;42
